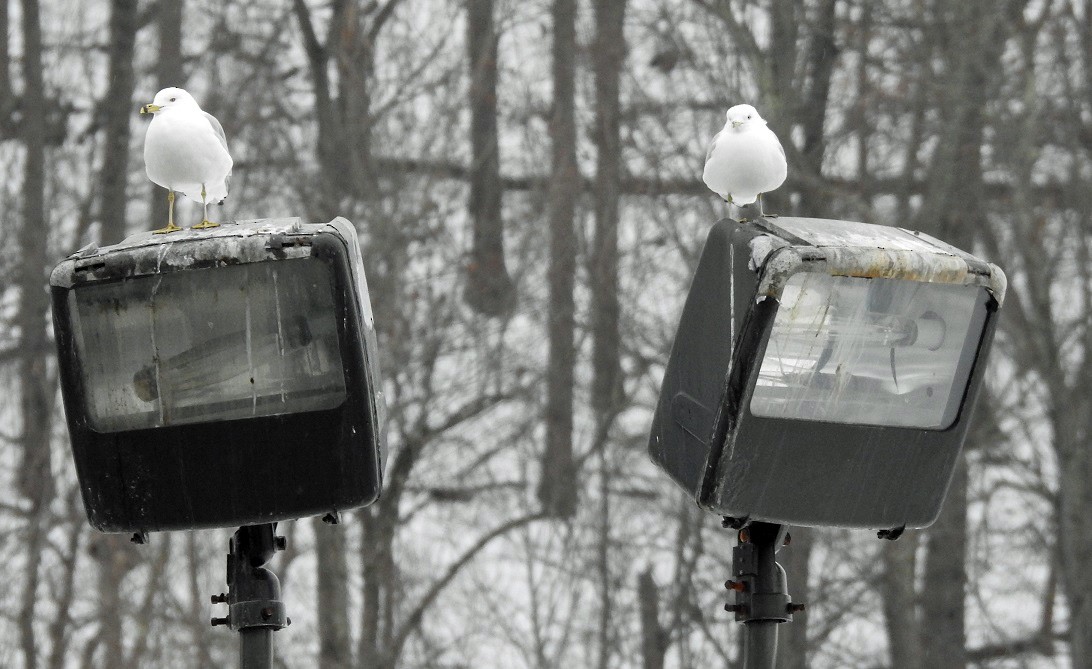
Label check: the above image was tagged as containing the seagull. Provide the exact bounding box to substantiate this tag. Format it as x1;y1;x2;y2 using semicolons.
702;104;787;219
140;87;233;234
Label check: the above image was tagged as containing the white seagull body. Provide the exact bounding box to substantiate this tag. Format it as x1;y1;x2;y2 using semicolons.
702;104;786;207
141;87;233;232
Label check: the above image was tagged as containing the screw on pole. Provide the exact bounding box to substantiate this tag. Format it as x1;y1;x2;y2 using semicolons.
725;521;801;669
210;523;290;669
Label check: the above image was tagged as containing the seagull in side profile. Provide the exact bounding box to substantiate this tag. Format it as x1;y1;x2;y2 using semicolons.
702;104;787;219
140;87;233;234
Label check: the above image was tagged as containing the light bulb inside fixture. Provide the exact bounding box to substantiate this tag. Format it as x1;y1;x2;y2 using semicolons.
750;273;987;429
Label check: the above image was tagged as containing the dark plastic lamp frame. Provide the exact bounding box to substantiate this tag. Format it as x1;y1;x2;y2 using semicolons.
50;219;385;534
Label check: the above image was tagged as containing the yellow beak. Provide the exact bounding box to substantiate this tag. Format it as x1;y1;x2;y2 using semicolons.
140;103;161;115
731;120;743;128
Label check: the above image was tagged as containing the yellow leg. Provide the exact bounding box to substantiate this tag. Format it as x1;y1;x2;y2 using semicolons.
737;196;750;224
759;193;778;219
192;184;220;230
153;190;183;234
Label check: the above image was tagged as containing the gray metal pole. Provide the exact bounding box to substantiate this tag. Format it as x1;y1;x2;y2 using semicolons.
744;621;779;668
211;524;289;669
724;520;800;669
240;628;273;669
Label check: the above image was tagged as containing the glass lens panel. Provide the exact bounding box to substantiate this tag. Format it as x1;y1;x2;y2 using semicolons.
750;273;986;429
71;259;347;431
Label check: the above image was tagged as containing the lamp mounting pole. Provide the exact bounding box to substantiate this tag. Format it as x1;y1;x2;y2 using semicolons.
723;519;803;669
210;523;290;669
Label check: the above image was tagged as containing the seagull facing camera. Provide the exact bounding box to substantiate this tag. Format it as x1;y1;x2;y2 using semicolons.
140;87;233;235
702;104;787;218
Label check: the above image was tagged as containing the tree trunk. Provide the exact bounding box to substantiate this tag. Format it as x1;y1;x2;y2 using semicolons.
155;0;184;88
464;0;515;316
91;534;130;668
335;5;376;201
537;0;579;519
359;512;383;667
316;517;352;669
148;0;184;228
797;0;838;215
187;532;214;668
0;0;10;118
915;4;1010;665
359;505;397;669
766;1;796;120
17;2;52;668
1058;417;1092;665
591;0;626;414
591;1;627;663
293;6;380;664
92;3;140;659
294;0;347;213
881;532;923;669
46;513;84;669
638;569;667;669
123;537;170;667
99;0;138;243
1049;305;1092;666
921;460;968;669
595;457;612;669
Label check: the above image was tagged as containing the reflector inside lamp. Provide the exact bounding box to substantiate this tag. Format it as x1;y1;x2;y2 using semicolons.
749;273;987;429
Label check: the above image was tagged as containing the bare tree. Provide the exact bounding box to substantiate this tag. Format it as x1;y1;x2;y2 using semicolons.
0;0;11;125
292;4;403;663
15;1;53;667
147;0;185;227
90;1;141;662
590;1;628;665
464;0;516;316
880;533;923;669
1;0;1089;666
538;0;580;519
914;2;1017;666
98;0;138;244
638;568;667;669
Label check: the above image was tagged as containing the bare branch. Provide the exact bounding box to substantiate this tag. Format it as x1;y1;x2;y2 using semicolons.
387;512;547;660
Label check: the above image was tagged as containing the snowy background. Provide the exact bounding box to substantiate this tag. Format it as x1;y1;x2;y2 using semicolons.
0;0;1083;667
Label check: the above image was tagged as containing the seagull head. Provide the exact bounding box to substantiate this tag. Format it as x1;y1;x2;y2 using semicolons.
726;104;765;130
140;87;200;116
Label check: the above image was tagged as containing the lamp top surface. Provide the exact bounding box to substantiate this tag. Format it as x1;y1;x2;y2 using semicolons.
768;217;967;254
745;217;1007;306
78;217;310;255
52;217;355;283
51;216;375;332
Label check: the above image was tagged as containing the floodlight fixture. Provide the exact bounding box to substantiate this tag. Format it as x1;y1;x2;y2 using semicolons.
51;217;385;534
50;217;386;668
648;217;1005;667
650;217;1004;530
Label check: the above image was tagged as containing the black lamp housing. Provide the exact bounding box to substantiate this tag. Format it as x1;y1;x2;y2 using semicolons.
50;217;386;533
649;217;1006;530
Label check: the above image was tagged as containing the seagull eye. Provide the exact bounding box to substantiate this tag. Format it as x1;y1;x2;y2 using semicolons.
169;97;177;102
747;114;752;119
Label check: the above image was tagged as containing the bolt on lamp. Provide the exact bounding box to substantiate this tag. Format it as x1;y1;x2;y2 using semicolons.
50;217;385;668
649;217;1005;667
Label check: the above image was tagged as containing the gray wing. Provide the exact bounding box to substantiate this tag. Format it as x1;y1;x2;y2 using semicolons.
204;111;230;156
705;129;723;163
204;111;232;188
